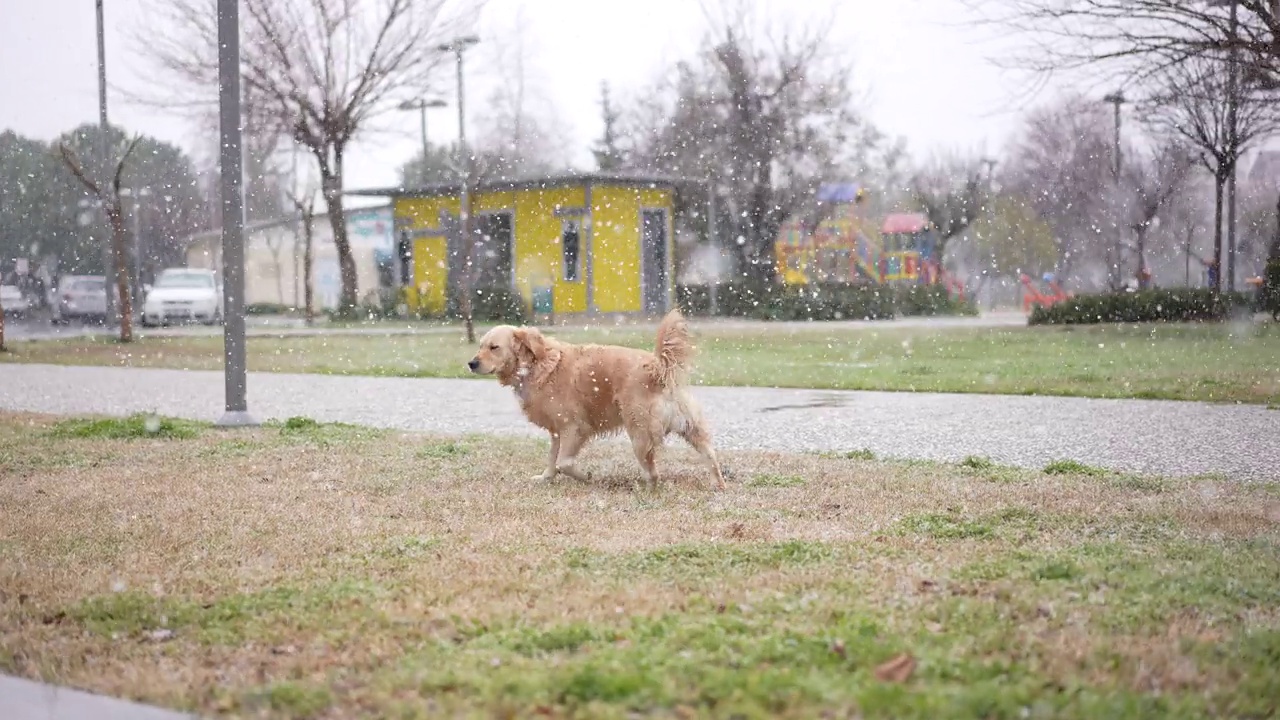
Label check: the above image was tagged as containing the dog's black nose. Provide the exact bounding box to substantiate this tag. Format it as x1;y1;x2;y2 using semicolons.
467;358;479;371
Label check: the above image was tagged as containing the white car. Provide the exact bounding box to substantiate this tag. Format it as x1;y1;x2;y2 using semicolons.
1;284;28;318
52;275;109;324
141;269;223;326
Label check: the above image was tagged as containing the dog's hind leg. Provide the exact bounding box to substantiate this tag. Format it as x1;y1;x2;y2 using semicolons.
626;427;659;492
679;419;726;491
533;433;561;482
553;429;593;483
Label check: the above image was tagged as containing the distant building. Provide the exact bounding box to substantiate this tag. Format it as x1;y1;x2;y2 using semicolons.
184;205;395;310
349;173;678;317
1246;149;1280;189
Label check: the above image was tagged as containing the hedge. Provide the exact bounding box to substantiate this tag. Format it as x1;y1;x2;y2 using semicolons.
676;282;975;321
1028;288;1253;325
245;302;297;316
443;286;527;325
1261;258;1280;319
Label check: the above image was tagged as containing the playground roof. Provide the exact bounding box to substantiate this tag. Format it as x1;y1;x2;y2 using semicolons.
882;213;930;234
815;183;864;203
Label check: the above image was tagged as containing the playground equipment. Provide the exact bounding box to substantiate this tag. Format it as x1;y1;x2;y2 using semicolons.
774;184;965;299
1020;273;1071;312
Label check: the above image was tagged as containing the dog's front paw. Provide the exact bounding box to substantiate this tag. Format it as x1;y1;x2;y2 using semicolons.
531;471;556;482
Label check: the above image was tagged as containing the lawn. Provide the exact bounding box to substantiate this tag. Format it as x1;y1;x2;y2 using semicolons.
4;321;1279;404
1;412;1278;718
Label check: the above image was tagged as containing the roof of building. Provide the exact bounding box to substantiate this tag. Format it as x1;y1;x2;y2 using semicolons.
1247;149;1280;184
882;213;930;234
347;172;686;199
815;183;864;203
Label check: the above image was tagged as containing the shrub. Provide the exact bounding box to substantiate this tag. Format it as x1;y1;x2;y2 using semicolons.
245;302;296;316
893;285;979;317
1028;288;1252;325
1261;258;1280;319
445;286;527;325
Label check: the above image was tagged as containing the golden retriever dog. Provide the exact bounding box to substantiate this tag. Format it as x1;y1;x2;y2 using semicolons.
467;309;726;491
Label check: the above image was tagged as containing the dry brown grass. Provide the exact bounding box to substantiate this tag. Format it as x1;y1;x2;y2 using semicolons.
1;412;1278;719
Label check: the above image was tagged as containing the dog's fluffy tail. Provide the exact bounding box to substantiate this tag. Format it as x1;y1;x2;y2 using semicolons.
651;309;695;388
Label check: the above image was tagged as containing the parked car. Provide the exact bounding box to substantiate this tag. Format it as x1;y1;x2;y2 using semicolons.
51;275;109;324
141;268;222;326
1;284;28;318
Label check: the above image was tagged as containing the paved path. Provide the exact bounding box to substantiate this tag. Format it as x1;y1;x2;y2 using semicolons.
0;673;192;720
1;363;1275;480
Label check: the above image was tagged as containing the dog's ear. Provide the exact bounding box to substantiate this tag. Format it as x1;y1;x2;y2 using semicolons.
512;327;547;365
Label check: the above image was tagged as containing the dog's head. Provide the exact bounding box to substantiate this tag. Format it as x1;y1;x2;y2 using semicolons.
468;325;550;381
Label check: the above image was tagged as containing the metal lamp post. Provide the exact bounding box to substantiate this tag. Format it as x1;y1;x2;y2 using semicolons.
1103;90;1127;289
215;0;255;427
120;186;152;301
398;98;447;186
436;35;479;343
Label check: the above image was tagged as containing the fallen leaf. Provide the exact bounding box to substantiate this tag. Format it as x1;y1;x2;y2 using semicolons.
829;639;847;659
873;653;916;683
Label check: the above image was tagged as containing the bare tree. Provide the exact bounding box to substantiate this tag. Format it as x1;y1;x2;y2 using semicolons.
627;1;877;289
285;185;319;326
58;137;142;343
1002;95;1118;285
977;1;1280;85
1122;141;1195;287
1141;55;1280;290
471;6;570;181
910;154;989;266
137;0;473;315
593;82;627;172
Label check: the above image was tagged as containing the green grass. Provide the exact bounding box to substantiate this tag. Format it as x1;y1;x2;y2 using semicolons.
1043;459;1108;476
4;322;1279;403
48;413;205;440
745;473;807;488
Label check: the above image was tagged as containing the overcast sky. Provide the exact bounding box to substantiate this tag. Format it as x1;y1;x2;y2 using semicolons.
2;0;1048;195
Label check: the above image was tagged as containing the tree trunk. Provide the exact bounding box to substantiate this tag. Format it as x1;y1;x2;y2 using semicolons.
1226;159;1238;292
1135;228;1148;290
1271;191;1280;262
1212;173;1225;293
320;147;359;315
302;209;316;327
106;203;134;342
0;285;6;352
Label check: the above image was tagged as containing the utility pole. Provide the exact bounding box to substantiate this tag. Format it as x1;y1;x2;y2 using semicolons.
215;0;255;427
96;0;114;321
438;35;480;343
1103;91;1126;289
1226;0;1240;292
397;98;447;185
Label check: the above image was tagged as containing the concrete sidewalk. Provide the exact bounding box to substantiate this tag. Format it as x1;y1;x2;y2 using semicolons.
0;674;193;720
1;363;1274;480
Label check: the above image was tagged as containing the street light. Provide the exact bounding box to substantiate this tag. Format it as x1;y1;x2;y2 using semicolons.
1103;90;1127;288
436;35;479;343
398;98;448;186
120;186;152;300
